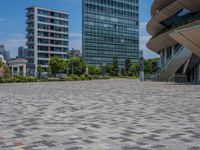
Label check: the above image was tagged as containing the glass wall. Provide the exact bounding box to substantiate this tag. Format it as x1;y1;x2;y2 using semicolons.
83;0;139;65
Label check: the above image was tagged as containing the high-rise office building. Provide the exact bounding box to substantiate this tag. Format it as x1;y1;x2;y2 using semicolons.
3;51;10;61
26;7;69;76
0;45;10;61
82;0;139;66
0;45;5;55
18;46;27;58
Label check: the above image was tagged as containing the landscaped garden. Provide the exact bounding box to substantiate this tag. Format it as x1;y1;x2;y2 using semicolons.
0;56;159;83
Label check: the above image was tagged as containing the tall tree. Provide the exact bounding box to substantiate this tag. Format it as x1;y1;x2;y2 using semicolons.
88;65;101;75
67;57;86;76
0;60;2;68
37;65;43;79
49;57;65;76
144;58;159;75
130;64;140;77
125;58;132;76
112;56;119;76
3;65;10;77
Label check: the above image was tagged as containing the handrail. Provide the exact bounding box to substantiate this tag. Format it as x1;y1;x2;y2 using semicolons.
153;45;183;80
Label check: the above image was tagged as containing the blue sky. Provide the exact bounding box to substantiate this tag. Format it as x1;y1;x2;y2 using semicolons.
0;0;158;58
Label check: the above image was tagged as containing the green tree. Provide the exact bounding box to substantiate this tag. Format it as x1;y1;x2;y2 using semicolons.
101;65;113;76
88;65;101;75
125;58;132;76
0;60;2;68
130;64;140;77
144;58;159;75
67;57;86;76
112;56;119;76
3;65;10;77
120;67;126;76
49;57;65;76
37;65;43;79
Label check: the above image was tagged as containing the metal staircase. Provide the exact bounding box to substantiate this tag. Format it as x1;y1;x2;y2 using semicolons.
153;46;192;81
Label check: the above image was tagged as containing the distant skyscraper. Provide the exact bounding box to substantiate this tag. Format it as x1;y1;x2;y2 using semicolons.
0;45;5;55
82;0;139;66
139;50;143;58
0;45;10;61
18;46;27;58
26;7;69;76
3;51;10;61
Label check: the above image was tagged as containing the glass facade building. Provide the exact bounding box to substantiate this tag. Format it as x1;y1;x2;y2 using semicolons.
82;0;139;66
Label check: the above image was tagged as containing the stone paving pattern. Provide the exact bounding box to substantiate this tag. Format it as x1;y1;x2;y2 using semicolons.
0;79;200;150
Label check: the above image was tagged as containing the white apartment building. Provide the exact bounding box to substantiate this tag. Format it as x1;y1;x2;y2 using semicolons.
26;7;69;76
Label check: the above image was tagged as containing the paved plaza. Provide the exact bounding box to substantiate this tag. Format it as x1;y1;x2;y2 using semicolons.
0;79;200;150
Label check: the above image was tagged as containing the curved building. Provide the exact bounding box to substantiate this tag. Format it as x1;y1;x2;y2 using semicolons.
147;0;200;83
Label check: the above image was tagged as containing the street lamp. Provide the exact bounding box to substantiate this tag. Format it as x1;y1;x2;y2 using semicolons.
140;56;144;82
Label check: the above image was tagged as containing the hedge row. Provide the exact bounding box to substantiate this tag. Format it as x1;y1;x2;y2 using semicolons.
64;75;110;81
0;75;111;83
0;76;37;83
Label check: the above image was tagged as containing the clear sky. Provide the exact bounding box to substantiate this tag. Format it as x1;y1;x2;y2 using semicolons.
0;0;158;58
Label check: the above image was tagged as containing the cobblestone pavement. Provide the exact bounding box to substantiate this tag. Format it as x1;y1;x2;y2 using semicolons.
0;79;200;150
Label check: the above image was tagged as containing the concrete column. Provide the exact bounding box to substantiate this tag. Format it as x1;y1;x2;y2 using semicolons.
159;52;162;67
164;48;167;64
17;66;20;76
160;50;164;67
172;45;175;56
24;64;26;76
11;66;13;77
197;63;200;83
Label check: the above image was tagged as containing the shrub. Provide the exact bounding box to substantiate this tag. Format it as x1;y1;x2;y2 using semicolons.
16;76;27;82
70;75;80;81
41;77;49;82
80;75;86;80
27;77;37;82
88;65;101;75
92;75;99;79
102;76;110;79
64;77;73;81
0;77;6;83
0;76;37;83
85;74;93;80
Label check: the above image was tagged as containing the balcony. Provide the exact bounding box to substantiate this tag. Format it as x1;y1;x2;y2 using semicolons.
26;19;34;24
26;41;34;45
26;26;34;31
26;11;34;17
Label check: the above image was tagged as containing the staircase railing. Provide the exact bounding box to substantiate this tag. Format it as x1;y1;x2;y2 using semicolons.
153;45;183;80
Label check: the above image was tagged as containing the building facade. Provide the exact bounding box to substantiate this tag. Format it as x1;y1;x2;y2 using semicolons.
0;45;10;61
8;58;28;77
82;0;139;66
0;45;5;55
147;0;200;83
18;46;27;58
26;7;69;76
0;54;6;77
68;49;81;58
3;51;10;61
